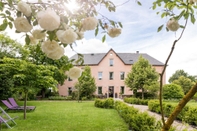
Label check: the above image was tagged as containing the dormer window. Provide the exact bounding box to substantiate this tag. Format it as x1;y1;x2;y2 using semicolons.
109;59;114;66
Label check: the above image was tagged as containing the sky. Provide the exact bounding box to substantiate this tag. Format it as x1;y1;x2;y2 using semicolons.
4;0;197;83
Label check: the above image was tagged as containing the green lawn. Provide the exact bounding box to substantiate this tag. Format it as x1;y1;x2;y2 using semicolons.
163;99;197;107
1;101;128;131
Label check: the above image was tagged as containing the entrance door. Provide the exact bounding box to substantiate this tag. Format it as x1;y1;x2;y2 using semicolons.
108;86;114;98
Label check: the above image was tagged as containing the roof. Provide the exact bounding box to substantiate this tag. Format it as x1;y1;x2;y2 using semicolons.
70;49;164;66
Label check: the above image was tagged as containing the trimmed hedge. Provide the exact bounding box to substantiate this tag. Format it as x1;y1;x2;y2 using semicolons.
124;97;149;105
114;101;161;131
94;98;114;109
148;100;197;126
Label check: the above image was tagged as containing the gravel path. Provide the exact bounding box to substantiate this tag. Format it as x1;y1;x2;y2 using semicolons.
115;99;197;131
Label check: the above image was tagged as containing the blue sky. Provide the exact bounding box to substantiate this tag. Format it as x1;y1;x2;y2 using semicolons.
66;0;197;82
5;0;197;83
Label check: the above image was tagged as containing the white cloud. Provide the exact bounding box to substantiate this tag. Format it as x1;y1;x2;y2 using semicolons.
64;38;111;57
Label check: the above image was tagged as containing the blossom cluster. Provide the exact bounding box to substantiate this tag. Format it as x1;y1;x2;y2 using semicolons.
166;18;180;32
12;1;121;79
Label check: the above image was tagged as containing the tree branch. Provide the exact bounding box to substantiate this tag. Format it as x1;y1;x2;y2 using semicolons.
159;2;189;129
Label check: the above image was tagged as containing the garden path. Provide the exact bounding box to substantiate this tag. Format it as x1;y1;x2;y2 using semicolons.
115;98;197;131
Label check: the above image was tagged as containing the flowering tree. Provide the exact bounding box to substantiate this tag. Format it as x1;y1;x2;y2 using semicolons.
0;0;197;130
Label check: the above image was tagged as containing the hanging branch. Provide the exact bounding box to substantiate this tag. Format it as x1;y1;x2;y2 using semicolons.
159;2;189;129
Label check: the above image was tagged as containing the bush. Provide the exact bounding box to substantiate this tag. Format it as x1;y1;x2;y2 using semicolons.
114;101;161;131
148;100;197;126
124;97;149;105
94;98;114;109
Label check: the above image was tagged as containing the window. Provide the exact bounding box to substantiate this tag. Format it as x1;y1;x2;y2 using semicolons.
68;77;72;81
98;87;102;94
109;59;114;66
98;72;102;80
120;72;125;80
109;72;114;80
120;86;125;94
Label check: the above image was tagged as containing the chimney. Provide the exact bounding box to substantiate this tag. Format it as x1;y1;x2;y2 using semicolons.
136;51;139;53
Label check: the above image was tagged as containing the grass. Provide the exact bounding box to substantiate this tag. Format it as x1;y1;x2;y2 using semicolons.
1;101;128;131
163;99;197;107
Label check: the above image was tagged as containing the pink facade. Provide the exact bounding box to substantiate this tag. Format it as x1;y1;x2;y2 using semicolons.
58;49;166;98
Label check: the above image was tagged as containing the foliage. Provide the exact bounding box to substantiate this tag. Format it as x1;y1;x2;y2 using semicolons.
123;97;149;105
0;57;58;119
94;98;114;109
169;70;196;83
173;76;196;94
148;100;197;126
0;0;122;51
0;34;28;59
114;101;161;131
124;55;159;99
163;84;184;99
75;66;97;100
25;44;72;85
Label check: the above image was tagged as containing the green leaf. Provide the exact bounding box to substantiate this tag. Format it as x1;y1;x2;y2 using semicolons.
190;14;195;24
179;25;185;28
8;22;13;29
33;20;38;26
7;16;14;21
157;24;164;32
95;26;99;36
102;35;106;43
16;11;22;17
0;2;4;11
25;34;30;45
137;1;142;6
177;10;185;20
118;22;123;28
5;10;11;15
110;20;115;27
47;31;56;41
7;0;13;6
0;22;7;31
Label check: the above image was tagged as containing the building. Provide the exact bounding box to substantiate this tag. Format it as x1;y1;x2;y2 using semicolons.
58;49;165;98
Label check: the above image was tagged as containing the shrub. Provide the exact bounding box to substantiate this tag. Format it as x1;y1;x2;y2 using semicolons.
114;101;161;131
94;98;114;109
124;97;149;105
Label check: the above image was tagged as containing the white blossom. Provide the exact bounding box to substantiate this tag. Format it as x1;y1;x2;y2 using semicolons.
82;17;98;31
17;1;32;17
76;31;84;40
108;28;121;38
37;8;60;31
166;18;180;32
41;40;60;54
68;67;82;79
29;35;38;45
32;29;45;40
14;17;33;32
47;46;65;60
56;29;77;44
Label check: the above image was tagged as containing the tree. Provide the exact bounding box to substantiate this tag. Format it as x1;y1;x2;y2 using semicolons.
124;55;159;99
163;84;184;100
74;66;97;101
0;57;58;119
0;34;28;59
24;44;73;97
169;70;196;83
172;76;196;95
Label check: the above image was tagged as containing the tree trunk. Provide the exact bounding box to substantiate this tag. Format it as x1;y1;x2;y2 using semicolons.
142;88;144;99
41;88;45;98
23;92;27;119
162;82;197;131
